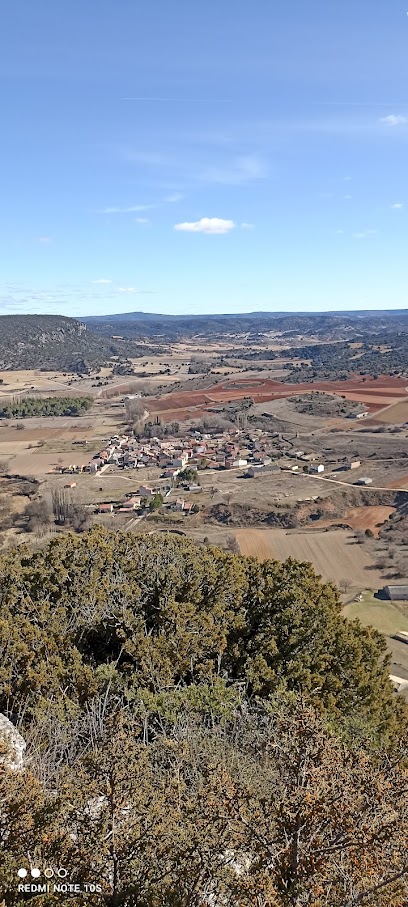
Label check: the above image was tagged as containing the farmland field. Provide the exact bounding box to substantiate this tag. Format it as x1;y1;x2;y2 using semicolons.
343;592;408;686
235;528;387;588
368;400;408;424
142;375;408;422
344;592;408;636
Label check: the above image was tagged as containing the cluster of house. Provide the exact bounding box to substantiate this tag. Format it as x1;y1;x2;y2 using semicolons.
98;495;142;515
98;489;198;517
56;429;370;486
57;428;294;478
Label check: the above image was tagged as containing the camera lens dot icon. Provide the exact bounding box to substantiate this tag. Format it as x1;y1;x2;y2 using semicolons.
17;868;27;879
31;868;41;879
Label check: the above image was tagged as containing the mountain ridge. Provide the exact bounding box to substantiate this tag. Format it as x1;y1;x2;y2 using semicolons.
0;314;158;371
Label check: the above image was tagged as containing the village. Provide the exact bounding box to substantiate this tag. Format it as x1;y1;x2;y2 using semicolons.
52;420;376;519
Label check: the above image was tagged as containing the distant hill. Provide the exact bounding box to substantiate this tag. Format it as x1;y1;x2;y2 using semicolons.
82;309;408;341
0;314;159;372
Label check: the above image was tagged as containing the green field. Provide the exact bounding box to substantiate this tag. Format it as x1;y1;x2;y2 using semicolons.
344;591;408;637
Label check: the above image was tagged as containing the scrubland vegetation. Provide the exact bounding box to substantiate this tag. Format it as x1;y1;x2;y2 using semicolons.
1;528;407;906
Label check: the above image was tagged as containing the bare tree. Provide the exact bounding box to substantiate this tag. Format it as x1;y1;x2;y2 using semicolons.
339;578;352;594
51;488;91;532
24;498;52;535
226;535;240;554
124;398;148;422
51;487;71;525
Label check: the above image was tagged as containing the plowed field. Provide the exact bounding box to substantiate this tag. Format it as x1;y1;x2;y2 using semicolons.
368;400;408;424
235;528;386;587
144;376;408;421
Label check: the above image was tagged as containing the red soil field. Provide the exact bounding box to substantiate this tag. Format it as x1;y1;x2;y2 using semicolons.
387;476;408;490
309;506;396;538
144;376;408;422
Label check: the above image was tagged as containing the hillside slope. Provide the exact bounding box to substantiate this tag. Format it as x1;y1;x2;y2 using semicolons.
0;314;157;372
82;309;408;341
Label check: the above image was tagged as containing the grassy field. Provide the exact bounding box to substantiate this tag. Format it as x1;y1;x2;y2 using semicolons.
344;591;408;636
343;591;408;688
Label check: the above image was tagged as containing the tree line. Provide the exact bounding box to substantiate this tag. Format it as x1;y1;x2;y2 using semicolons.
0;396;93;419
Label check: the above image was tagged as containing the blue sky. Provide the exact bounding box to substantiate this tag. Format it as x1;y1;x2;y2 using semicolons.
1;0;408;317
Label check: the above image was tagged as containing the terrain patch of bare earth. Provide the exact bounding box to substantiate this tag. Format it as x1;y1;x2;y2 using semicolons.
309;506;396;538
143;375;408;422
369;400;408;424
235;528;387;588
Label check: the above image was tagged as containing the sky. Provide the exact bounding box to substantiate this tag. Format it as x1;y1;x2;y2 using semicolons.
1;0;408;318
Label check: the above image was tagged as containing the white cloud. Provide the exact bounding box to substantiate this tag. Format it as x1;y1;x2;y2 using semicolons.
35;236;52;244
352;230;377;239
391;202;404;209
134;217;150;224
241;222;255;230
119;287;139;293
380;114;408;126
174;217;235;235
336;229;345;234
92;278;112;284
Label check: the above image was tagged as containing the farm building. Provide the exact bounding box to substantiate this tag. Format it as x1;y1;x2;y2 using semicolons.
119;496;141;511
345;460;361;470
354;477;373;486
310;464;325;474
384;586;408;601
392;631;408;644
389;674;408;693
246;464;281;478
225;458;248;469
99;503;114;514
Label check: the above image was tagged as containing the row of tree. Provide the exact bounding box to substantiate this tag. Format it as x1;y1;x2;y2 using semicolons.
0;396;93;419
24;488;91;534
